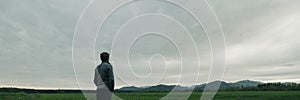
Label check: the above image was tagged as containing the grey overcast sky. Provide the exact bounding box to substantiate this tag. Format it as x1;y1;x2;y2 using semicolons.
0;0;299;89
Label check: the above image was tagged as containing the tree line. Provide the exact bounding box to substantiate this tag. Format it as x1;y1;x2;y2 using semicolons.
224;83;300;91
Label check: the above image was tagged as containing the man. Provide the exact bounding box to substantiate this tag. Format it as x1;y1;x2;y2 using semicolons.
94;52;114;100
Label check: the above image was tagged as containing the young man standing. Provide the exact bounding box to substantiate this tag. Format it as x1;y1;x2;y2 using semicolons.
94;52;114;100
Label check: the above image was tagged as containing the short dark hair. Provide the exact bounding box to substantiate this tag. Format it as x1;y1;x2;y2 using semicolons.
100;52;109;62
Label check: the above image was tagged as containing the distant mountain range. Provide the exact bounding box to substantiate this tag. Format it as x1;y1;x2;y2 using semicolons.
115;80;270;92
1;80;298;93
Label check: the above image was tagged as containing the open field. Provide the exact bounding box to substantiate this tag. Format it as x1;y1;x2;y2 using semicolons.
1;91;300;100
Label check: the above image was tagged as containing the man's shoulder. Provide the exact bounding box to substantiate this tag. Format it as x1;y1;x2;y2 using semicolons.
99;62;112;68
101;62;111;66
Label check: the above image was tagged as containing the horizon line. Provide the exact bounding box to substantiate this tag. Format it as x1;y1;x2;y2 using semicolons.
1;79;299;90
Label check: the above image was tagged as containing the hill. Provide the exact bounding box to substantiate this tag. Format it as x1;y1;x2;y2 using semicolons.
115;80;292;92
0;80;298;93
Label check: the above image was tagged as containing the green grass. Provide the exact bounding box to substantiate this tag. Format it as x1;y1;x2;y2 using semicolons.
213;91;300;100
116;91;300;100
0;91;300;100
0;92;86;100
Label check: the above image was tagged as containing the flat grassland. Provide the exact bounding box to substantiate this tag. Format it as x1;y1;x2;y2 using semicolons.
1;91;300;100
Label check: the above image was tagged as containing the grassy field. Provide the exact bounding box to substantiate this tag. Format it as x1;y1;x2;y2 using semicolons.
0;91;300;100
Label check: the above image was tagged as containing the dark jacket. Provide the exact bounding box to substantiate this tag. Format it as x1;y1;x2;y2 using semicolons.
94;62;114;91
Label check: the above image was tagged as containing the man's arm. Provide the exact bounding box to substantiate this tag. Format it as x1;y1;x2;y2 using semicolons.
94;68;98;86
107;65;114;91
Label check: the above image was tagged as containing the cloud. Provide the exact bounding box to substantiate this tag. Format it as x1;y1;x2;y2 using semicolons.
214;0;300;82
0;0;89;89
0;0;299;89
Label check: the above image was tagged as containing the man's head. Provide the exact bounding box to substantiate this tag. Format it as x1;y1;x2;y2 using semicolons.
100;52;110;62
